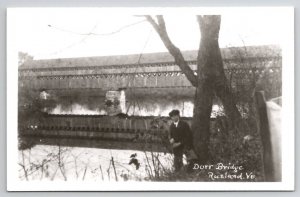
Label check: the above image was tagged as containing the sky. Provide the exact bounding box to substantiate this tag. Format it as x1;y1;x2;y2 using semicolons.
11;8;292;60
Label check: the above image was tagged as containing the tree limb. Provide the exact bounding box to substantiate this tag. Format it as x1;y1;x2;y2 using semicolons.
145;15;198;87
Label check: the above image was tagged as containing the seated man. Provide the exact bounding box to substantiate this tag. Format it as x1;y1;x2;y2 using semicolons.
168;109;195;172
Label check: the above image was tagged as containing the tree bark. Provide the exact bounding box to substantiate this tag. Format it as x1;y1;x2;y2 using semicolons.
191;16;242;163
197;16;241;129
214;75;242;128
192;81;214;163
191;16;222;163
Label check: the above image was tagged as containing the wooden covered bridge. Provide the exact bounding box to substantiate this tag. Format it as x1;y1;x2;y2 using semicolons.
18;45;282;151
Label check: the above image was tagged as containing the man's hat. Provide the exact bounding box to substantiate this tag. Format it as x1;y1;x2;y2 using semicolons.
169;109;180;117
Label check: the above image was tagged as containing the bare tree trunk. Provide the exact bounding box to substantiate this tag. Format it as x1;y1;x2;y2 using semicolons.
192;16;242;163
192;16;222;163
210;27;241;128
195;15;241;133
192;83;214;163
146;15;242;163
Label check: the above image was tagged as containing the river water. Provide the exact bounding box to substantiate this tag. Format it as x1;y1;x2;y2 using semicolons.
18;140;177;181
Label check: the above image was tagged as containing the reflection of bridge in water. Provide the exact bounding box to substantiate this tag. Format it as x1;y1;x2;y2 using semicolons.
19;46;282;150
21;115;187;152
20;114;227;152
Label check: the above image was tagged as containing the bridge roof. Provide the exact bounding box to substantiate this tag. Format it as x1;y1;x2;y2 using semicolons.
20;45;281;69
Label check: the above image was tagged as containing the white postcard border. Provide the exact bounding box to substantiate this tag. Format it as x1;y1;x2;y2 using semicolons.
6;7;295;191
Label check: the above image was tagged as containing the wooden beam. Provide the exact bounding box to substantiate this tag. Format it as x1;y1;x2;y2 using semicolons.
255;91;275;181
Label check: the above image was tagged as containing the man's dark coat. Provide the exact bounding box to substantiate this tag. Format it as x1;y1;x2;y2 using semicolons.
169;120;193;152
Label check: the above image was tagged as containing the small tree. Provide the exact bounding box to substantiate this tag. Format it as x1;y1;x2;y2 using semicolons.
146;15;241;163
18;52;33;66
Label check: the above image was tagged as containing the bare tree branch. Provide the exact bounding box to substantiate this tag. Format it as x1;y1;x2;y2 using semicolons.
144;16;160;32
145;15;198;87
156;15;166;29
